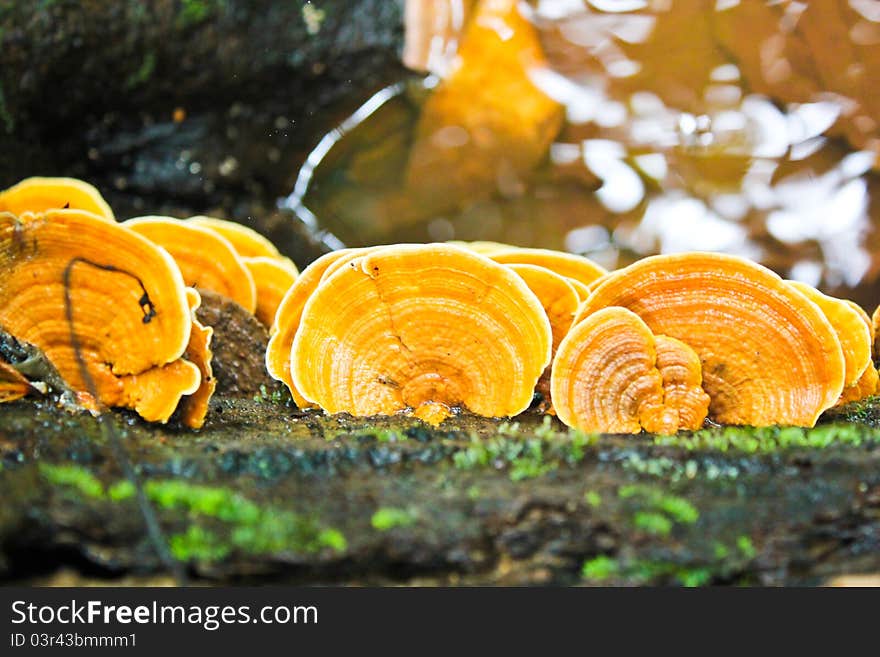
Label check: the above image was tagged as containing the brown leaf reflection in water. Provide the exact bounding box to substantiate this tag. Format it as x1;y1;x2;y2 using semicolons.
286;0;880;307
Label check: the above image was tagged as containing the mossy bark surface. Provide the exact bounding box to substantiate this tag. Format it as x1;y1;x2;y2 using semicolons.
2;394;879;586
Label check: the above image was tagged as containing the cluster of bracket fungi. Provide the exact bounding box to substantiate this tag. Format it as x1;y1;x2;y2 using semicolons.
1;177;878;434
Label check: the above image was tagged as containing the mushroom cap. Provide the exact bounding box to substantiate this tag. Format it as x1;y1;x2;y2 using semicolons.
489;248;607;288
291;244;552;419
0;210;194;418
447;240;517;255
317;247;373;284
116;359;201;423
177;288;215;429
872;304;880;362
0;177;114;221
187;216;291;263
787;281;871;388
838;363;879;406
565;277;593;302
551;306;709;434
506;263;581;414
242;256;299;327
505;264;579;352
576;252;845;426
266;248;366;407
0;358;34;403
652;335;712;433
125;216;257;313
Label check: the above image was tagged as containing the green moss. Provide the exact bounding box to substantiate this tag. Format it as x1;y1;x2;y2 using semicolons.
452;433;558;481
107;480;136;501
633;511;672;536
124;52;156;90
654;423;875;454
177;0;214;29
584;490;602;508
736;535;756;560
371;507;417;531
581;555;619;581
675;567;713;587
169;526;230;562
713;542;730;560
42;467;346;561
252;383;286;404
509;440;556;481
39;463;104;499
619;485;699;535
374;429;406;443
653;495;698;524
582;556;714;587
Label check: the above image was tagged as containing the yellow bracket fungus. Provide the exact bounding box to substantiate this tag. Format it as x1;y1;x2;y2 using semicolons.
125;216;257;313
187;216;294;265
0;358;36;403
0;177;114;220
787;281;872;404
552;307;709;434
506;263;580;412
576;253;845;427
242;256;299;328
266;248;368;408
0;210;199;422
177;288;216;430
290;244;552;424
489;247;607;289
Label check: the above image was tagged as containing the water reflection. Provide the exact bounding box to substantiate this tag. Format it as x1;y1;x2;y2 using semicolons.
285;0;880;305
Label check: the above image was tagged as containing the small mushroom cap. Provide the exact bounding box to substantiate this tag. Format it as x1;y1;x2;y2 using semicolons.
125;216;257;313
838;363;879;406
242;256;299;327
872;304;880;362
506;264;581;414
565;278;593;302
551;306;709;434
0;358;35;403
0;210;194;419
116;359;201;423
489;248;607;288
187;216;292;264
177;288;216;430
0;177;114;220
291;244;552;419
787;281;871;388
265;248;367;407
652;335;712;433
577;252;845;426
506;264;579;352
447;240;517;255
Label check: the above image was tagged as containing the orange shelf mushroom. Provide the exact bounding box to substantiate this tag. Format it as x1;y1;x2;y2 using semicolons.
0;177;114;220
787;281;872;403
0;209;200;422
0;358;36;403
177;288;216;429
506;263;580;411
575;252;845;427
290;244;552;424
489;247;607;289
125;216;257;313
187;215;291;262
448;240;517;256
266;248;368;407
242;256;299;327
552;307;710;434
